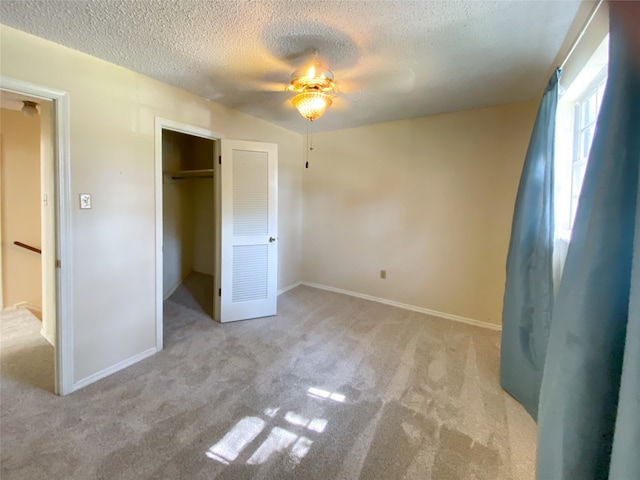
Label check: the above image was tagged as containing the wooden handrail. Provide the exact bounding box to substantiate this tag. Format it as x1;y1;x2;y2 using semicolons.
14;241;41;254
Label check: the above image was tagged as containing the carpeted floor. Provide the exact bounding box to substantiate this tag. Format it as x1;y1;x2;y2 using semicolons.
0;283;536;479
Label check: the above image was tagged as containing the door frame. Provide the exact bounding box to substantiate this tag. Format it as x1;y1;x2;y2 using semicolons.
0;76;74;395
154;117;224;351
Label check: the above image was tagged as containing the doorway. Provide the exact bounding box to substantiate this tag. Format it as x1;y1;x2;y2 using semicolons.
155;118;279;351
0;91;55;393
0;77;73;395
155;119;222;350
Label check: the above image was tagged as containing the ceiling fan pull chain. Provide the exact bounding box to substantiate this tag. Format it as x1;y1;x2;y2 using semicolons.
305;120;310;168
305;119;315;169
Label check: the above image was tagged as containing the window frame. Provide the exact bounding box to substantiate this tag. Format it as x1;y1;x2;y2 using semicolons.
568;67;607;228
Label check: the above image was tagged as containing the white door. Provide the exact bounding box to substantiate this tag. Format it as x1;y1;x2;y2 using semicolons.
219;139;278;322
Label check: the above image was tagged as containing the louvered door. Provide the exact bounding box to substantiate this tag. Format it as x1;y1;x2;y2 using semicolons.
219;140;278;322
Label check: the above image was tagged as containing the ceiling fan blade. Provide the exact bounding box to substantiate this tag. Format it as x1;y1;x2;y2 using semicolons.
282;47;320;67
243;80;289;93
330;96;349;111
341;67;417;94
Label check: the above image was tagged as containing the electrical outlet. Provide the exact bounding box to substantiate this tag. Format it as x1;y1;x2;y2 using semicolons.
380;270;386;279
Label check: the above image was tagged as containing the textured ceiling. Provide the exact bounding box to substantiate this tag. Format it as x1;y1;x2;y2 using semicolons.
0;0;585;133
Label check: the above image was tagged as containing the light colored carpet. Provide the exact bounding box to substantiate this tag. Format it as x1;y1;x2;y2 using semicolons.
0;308;54;393
168;271;214;318
1;284;536;479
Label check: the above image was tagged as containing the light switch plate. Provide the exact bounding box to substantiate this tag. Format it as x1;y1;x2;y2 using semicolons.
79;193;92;209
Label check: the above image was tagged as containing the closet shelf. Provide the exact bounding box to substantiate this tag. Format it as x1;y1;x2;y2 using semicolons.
166;169;214;179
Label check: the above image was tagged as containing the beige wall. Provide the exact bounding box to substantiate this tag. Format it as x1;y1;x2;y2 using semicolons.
189;134;215;276
192;178;214;276
1;25;303;382
0;107;42;311
302;101;537;326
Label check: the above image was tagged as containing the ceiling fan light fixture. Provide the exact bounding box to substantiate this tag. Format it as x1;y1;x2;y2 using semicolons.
291;91;333;121
288;53;339;121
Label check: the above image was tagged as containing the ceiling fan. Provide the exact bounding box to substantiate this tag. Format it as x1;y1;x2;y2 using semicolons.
278;51;416;123
286;52;339;121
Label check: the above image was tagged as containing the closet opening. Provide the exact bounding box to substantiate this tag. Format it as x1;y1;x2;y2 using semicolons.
155;118;278;342
161;129;217;325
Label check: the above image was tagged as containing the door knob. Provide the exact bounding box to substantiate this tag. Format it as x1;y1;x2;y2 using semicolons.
269;236;276;243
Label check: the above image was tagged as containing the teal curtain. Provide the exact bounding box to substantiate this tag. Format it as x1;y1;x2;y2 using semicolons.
500;68;560;419
537;15;640;479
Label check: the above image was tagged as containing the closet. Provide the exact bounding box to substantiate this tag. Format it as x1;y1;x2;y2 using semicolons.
162;129;215;318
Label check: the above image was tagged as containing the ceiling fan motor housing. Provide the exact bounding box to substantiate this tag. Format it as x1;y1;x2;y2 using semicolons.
289;58;337;93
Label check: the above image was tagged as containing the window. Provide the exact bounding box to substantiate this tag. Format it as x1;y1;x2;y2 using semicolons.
555;35;609;240
569;71;607;226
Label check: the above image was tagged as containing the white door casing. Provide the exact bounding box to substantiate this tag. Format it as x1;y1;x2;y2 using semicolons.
39;101;56;346
220;140;278;323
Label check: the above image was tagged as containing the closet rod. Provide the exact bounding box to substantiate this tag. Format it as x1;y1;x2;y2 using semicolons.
169;169;214;180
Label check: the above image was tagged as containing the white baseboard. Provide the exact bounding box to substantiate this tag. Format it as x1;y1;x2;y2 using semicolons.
300;281;502;331
40;326;55;346
73;347;156;391
12;301;42;314
3;303;43;320
278;281;301;296
163;279;182;300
